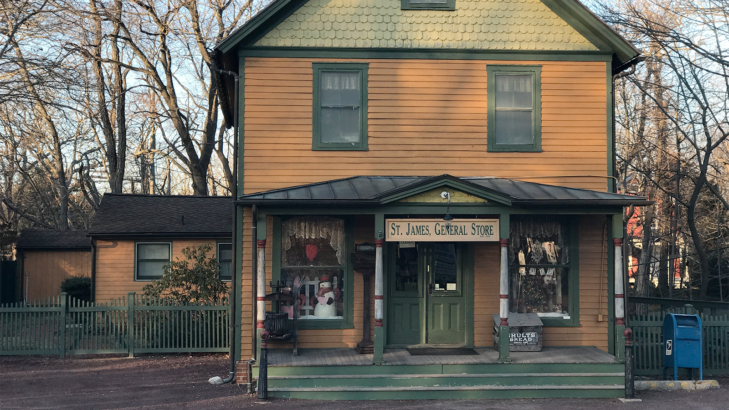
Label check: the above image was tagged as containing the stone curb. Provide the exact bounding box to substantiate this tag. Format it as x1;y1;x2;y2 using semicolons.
636;380;720;391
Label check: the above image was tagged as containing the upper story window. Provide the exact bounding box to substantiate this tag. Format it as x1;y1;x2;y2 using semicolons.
217;243;232;281
313;63;368;151
487;65;542;152
401;0;455;10
136;242;171;281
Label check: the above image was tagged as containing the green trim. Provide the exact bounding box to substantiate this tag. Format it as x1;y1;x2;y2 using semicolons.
312;63;369;151
465;243;475;347
272;216;355;330
487;65;542;153
237;47;614;62
606;62;615;193
612;213;624;238
499;213;510;239
258;205;629;216
235;206;244;361
400;0;455;11
498;326;510;362
257;212;267;241
237;57;245;199
134;241;172;281
218;0;306;52
540;0;640;63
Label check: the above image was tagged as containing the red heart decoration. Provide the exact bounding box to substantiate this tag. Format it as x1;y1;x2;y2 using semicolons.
306;244;318;261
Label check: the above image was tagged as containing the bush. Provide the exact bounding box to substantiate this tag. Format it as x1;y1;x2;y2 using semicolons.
61;276;92;302
142;243;229;305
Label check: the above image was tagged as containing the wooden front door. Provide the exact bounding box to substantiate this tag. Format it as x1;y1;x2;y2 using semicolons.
388;242;468;346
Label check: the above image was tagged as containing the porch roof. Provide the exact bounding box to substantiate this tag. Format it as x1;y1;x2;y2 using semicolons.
236;175;650;207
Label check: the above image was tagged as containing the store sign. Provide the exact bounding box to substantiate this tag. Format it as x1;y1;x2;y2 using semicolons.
386;219;499;242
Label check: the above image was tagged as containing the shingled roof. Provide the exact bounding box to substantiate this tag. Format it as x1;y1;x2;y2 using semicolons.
16;229;91;251
89;194;233;238
237;175;651;207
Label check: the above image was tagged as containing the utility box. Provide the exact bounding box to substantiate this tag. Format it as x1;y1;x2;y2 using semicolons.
493;313;543;352
663;313;703;380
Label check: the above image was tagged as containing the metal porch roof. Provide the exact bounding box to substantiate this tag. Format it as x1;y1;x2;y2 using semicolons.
237;175;650;207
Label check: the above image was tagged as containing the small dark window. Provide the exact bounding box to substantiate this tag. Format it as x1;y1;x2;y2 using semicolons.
401;0;455;10
136;242;171;280
218;243;232;281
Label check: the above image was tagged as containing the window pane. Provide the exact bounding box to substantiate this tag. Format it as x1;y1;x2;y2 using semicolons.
495;74;533;109
218;244;232;262
494;110;533;145
138;244;169;260
508;217;570;317
320;107;360;144
219;261;232;281
281;268;344;319
138;261;167;279
321;71;361;107
432;243;458;292
395;243;419;292
282;217;345;267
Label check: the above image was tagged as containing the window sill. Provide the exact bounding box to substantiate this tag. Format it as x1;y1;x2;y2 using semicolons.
488;146;542;153
312;145;368;151
292;319;354;330
539;317;580;327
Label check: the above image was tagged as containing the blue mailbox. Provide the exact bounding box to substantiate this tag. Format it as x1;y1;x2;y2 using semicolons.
663;313;703;380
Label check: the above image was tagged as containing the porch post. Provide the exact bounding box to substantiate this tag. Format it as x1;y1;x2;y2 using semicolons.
498;214;510;363
373;237;385;364
256;239;266;361
614;236;626;361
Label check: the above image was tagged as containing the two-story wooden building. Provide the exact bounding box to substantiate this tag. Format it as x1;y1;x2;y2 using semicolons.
215;0;649;399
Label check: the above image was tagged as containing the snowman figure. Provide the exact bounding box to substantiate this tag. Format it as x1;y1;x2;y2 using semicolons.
314;275;337;318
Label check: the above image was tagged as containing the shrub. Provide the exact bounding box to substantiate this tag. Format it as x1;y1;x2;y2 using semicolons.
142;243;229;305
61;276;92;302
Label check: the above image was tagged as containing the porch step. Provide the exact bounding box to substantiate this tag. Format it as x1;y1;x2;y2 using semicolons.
268;372;624;388
264;371;625;399
264;384;624;400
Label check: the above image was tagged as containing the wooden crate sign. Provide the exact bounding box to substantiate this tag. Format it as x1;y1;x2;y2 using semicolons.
386;219;499;242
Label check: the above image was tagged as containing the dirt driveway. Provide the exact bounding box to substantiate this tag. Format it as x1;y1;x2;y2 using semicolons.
1;354;727;409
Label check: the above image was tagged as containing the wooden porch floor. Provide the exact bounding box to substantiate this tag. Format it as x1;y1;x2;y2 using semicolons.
267;346;617;367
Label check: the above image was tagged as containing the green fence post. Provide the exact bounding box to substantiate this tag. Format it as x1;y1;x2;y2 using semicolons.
128;292;135;358
59;293;67;358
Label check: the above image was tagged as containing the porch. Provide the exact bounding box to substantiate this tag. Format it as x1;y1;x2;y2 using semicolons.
258;347;625;400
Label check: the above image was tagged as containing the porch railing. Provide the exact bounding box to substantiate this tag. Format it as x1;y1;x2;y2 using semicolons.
1;292;229;357
629;302;729;376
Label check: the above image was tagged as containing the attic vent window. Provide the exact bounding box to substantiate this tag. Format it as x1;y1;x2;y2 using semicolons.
401;0;455;11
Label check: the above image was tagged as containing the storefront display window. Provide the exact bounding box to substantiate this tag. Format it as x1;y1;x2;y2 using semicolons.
509;217;571;319
281;217;346;320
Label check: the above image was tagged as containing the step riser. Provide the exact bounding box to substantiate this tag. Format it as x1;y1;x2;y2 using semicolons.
269;376;625;388
267;389;625;400
263;363;625;377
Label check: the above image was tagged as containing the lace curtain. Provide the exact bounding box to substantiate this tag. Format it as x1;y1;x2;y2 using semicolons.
282;217;345;265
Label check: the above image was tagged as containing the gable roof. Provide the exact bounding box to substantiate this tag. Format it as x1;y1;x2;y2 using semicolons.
237;175;651;207
216;0;639;63
17;229;91;251
88;194;233;238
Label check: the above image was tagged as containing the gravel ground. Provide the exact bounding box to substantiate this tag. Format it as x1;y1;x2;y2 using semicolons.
0;354;727;409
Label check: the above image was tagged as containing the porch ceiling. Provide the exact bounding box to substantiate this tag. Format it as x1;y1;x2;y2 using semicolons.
236;175;651;207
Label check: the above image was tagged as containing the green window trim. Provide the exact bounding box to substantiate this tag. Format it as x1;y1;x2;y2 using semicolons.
272;216;355;330
400;0;455;11
217;242;233;282
487;65;542;153
134;242;172;281
312;63;369;151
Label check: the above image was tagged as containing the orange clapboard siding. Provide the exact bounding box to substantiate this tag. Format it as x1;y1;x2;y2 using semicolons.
22;250;91;301
95;238;228;303
242;57;608;195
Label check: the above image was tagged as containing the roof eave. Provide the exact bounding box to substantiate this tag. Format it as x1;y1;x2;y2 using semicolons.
88;232;233;239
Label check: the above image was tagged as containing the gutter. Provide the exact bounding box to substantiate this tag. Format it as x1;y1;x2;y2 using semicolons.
212;62;241;386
